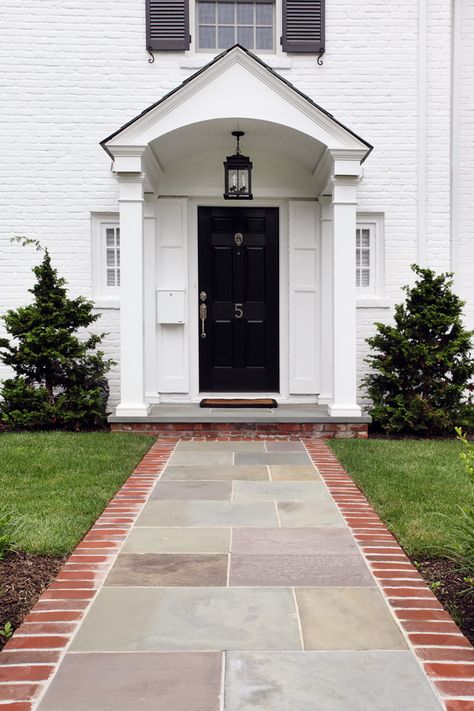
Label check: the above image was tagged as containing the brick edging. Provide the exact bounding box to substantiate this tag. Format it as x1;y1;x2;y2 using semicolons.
302;439;474;711
0;439;178;710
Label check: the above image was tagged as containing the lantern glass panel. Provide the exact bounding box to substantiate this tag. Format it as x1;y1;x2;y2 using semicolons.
228;169;238;193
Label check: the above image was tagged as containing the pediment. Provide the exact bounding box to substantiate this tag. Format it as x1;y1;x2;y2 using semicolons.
102;45;372;160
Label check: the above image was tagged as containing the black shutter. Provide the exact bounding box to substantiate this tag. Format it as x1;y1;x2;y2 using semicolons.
146;0;190;51
282;0;325;53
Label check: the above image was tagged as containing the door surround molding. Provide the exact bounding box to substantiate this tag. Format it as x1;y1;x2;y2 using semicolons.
188;198;289;401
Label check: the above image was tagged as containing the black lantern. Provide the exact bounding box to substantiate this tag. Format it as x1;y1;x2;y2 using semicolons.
223;131;253;200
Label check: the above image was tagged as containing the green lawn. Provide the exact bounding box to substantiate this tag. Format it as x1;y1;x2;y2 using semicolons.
329;439;474;557
0;432;154;556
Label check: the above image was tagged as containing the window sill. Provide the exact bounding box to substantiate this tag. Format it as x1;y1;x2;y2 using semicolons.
93;298;120;310
180;54;292;70
356;298;391;309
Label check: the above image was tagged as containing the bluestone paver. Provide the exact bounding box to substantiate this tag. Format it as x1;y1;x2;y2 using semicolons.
224;652;442;711
106;553;228;587
39;652;222;711
122;527;230;554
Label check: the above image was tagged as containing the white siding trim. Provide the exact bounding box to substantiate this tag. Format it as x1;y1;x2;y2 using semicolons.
91;212;120;304
356;212;384;300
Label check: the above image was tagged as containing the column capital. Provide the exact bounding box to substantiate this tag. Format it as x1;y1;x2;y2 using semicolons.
117;173;145;203
110;145;147;173
330;176;359;206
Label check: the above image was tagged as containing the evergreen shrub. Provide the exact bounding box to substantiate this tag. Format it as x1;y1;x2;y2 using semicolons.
364;265;474;435
0;241;113;430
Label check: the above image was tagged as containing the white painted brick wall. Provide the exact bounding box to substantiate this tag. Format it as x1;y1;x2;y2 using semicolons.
0;0;471;407
457;0;474;332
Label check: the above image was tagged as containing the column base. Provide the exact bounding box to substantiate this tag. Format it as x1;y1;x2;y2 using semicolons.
115;403;151;417
328;403;362;418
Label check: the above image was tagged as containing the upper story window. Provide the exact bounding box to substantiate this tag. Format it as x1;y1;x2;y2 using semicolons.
146;0;324;55
197;1;274;52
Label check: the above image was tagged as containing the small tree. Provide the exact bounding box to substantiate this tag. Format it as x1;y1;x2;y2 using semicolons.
363;264;474;435
0;240;113;430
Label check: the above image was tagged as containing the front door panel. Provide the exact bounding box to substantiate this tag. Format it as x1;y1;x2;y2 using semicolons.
198;207;279;392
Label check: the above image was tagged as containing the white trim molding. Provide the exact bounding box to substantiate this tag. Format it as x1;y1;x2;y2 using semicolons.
91;212;121;307
355;212;385;299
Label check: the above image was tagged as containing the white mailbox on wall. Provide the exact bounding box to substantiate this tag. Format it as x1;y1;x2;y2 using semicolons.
156;289;186;324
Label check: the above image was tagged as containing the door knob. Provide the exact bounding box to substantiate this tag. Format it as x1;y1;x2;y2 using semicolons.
200;291;207;302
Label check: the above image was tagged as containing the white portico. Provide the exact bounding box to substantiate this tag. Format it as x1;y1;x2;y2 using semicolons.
101;46;372;420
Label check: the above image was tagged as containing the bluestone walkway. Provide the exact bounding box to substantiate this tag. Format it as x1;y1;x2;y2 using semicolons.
37;440;443;710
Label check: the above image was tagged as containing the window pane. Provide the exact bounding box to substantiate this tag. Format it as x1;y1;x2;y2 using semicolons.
361;269;370;287
237;3;253;24
218;2;234;23
116;228;120;245
256;26;272;49
107;269;116;287
361;250;370;267
106;249;115;267
218;25;234;47
199;24;216;48
199;2;215;22
256;3;272;24
237;26;254;48
106;228;115;246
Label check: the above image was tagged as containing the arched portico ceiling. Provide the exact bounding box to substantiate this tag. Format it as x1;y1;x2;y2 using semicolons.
101;45;372;161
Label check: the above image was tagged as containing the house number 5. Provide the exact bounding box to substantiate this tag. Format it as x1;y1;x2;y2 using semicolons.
234;303;243;319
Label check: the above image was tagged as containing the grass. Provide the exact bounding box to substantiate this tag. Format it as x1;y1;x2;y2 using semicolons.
329;439;474;558
0;432;154;556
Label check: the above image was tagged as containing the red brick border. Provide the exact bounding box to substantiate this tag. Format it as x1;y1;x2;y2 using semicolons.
111;422;369;439
303;439;474;711
0;439;178;710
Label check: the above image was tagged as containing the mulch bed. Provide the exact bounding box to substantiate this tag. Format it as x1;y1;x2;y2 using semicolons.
417;557;474;645
0;550;64;650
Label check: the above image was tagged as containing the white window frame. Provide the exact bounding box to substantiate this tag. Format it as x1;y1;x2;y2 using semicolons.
356;213;387;306
91;213;120;308
187;0;284;57
195;0;276;54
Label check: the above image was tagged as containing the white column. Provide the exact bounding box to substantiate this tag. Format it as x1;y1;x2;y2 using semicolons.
318;195;333;405
115;172;150;416
329;175;361;417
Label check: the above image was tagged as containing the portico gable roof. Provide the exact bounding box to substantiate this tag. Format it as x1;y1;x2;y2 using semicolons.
101;45;372;163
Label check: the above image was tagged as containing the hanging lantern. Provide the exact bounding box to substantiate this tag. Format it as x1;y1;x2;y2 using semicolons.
223;131;253;200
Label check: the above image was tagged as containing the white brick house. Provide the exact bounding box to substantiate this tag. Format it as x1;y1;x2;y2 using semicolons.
1;0;473;426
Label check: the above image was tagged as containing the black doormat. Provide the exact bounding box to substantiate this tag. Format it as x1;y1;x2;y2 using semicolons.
200;398;278;408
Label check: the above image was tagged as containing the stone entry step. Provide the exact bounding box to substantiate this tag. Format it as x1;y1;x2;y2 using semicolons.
34;439;444;711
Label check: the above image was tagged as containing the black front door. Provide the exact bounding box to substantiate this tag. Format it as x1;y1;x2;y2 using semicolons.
198;206;279;392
